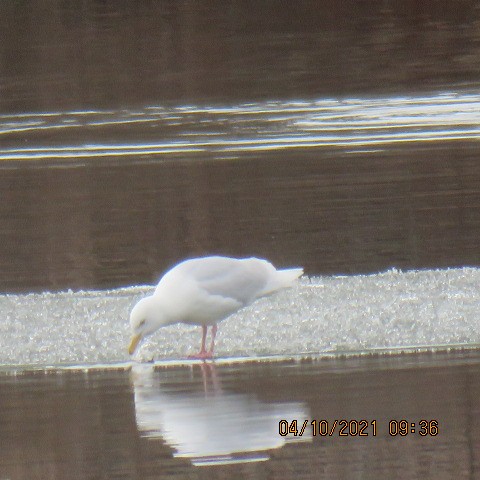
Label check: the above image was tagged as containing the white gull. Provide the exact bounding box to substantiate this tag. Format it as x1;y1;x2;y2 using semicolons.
128;256;303;359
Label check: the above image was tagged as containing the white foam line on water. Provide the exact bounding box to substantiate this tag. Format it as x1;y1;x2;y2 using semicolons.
1;91;479;122
2;91;480;161
1;126;480;161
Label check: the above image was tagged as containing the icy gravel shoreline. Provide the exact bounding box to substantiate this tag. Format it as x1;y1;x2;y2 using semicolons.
1;268;479;366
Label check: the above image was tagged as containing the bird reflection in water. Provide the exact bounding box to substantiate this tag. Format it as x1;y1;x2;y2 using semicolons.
131;362;311;466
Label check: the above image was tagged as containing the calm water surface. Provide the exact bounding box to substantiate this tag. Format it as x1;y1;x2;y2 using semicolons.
1;1;480;292
2;1;480;111
1;99;480;292
1;352;479;479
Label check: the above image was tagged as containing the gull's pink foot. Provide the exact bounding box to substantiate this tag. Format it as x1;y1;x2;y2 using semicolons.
188;350;214;360
187;324;217;360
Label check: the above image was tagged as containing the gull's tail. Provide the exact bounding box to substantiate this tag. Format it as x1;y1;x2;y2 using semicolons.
276;267;304;288
260;265;304;296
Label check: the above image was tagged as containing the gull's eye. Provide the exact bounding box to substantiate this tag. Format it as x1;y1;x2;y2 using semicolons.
139;319;146;327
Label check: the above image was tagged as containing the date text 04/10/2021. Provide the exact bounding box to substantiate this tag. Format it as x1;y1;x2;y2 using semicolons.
278;420;439;437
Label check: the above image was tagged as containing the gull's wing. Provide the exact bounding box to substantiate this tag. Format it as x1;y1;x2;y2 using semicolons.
153;256;302;326
175;256;272;306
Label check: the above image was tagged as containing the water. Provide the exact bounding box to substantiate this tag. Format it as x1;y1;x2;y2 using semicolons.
2;1;480;478
1;353;479;478
2;93;480;154
2;94;480;292
2;1;480;111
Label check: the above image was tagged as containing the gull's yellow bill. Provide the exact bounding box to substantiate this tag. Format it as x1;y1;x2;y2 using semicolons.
128;333;142;355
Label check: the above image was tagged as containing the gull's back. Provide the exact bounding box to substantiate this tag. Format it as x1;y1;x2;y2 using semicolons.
152;256;303;326
156;256;302;305
159;256;270;304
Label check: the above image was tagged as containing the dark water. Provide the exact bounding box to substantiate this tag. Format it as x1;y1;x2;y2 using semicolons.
1;1;480;111
1;1;480;292
1;352;479;479
2;141;480;293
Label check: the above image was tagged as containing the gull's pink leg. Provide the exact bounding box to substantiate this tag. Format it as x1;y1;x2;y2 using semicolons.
188;325;213;360
208;324;218;355
200;324;208;354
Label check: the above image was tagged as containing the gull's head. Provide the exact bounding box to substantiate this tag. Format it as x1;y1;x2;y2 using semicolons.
128;296;162;355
